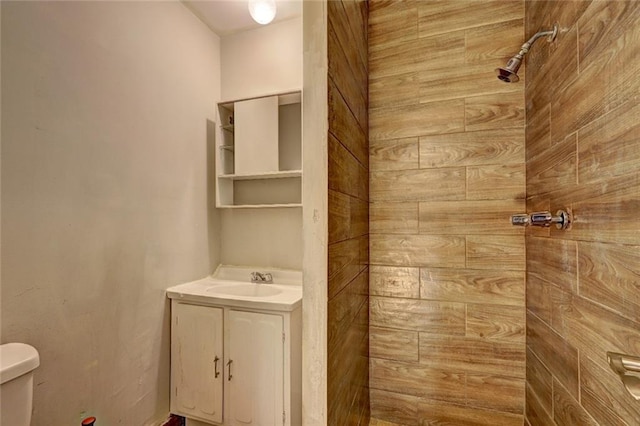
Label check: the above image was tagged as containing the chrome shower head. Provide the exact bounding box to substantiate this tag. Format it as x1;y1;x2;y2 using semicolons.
496;24;558;83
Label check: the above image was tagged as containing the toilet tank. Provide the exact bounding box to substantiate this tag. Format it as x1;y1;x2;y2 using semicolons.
1;343;40;426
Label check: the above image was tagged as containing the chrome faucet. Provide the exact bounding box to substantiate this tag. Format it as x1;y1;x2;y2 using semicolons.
250;271;273;284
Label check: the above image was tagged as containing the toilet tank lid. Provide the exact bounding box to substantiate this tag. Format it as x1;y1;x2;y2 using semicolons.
0;343;40;385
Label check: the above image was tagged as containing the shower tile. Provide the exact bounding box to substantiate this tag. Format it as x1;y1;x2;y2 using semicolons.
578;241;640;323
371;168;465;202
464;93;525;132
370;296;465;335
329;23;367;131
418;63;519;103
329;81;367;166
329;238;363;299
552;378;598;426
570;186;640;245
370;265;420;299
466;235;526;271
370;72;419;110
465;19;526;65
417;0;523;39
370;358;465;402
370;99;465;141
370;138;419;172
550;292;640;373
578;98;640;185
525;103;550;163
466;304;525;342
526;133;577;197
370;234;465;268
578;1;640;70
466;373;524;414
466;164;525;200
328;273;368;346
419;399;523;426
419;335;525;378
418;199;525;235
526;311;579;399
370;31;464;80
526;237;577;293
329;190;351;243
370;202;419;235
350;197;369;238
525;384;554;426
551;23;640;140
329;134;367;199
369;0;418;53
526;273;552;324
526;347;552;412
328;0;367;88
370;327;419;363
420;268;525;306
546;25;579;98
419;128;524;168
579;355;640;426
370;388;420;426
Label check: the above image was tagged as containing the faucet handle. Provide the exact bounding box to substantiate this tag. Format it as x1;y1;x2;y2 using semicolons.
250;271;273;283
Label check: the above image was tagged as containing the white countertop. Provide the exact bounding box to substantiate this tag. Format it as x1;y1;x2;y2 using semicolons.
166;265;302;312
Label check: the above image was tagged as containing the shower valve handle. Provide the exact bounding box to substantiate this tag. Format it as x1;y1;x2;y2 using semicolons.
511;210;572;230
511;214;530;226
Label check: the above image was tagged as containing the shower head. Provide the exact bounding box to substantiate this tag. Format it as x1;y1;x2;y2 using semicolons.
496;24;558;83
496;56;523;83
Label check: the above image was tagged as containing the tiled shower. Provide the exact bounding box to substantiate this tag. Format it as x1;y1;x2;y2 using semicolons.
329;0;640;425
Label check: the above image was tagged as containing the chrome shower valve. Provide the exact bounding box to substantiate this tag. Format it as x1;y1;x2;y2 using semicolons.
511;209;572;230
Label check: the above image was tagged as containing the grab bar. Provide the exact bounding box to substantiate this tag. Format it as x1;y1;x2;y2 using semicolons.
607;352;640;400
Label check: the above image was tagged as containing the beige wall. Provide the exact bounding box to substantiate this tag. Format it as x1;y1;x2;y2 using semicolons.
524;2;640;425
368;1;526;424
221;17;302;101
301;0;329;423
1;2;220;424
218;17;303;271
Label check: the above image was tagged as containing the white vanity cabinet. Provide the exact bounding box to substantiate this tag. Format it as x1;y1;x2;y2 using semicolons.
170;299;301;426
227;310;283;425
171;303;224;424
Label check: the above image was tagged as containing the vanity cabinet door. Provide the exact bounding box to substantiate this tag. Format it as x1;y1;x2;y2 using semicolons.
227;310;284;425
171;302;224;424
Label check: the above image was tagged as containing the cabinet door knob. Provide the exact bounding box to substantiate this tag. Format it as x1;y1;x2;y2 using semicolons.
227;359;233;381
214;356;220;379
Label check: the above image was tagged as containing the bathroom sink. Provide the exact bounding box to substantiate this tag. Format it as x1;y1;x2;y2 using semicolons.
206;284;282;297
166;265;302;312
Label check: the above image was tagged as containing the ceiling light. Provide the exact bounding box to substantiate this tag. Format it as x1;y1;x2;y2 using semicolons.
248;0;277;25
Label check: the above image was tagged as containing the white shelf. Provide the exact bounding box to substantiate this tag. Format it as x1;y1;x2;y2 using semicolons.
219;203;302;209
218;170;302;181
216;91;302;208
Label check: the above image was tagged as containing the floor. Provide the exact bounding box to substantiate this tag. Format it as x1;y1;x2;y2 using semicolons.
370;419;402;426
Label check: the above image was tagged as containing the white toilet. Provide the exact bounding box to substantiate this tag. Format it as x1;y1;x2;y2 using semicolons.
0;343;40;426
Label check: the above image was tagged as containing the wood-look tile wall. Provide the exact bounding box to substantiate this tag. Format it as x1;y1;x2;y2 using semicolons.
368;1;526;424
524;2;640;425
327;1;370;425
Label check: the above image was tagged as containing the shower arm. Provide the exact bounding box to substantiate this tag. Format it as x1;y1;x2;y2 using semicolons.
514;26;558;59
